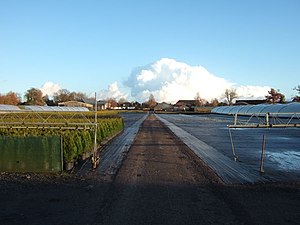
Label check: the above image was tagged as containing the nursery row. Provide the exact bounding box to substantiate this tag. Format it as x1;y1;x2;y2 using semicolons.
0;112;124;164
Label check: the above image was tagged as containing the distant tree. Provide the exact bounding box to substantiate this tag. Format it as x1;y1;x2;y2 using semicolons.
266;88;285;104
42;94;56;106
147;94;157;108
69;91;87;101
106;98;118;109
194;92;207;107
118;97;127;105
24;88;45;105
53;89;87;103
292;85;300;102
210;98;219;107
0;91;21;105
224;88;238;105
53;89;71;103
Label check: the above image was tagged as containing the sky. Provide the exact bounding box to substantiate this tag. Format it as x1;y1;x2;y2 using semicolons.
0;0;299;103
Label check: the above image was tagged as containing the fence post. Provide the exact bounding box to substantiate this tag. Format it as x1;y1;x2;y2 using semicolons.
234;113;238;126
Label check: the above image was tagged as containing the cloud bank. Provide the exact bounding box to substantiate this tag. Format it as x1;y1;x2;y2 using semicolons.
97;82;128;100
43;59;270;104
125;58;269;103
40;81;61;97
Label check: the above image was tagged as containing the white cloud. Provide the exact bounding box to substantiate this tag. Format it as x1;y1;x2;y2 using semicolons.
40;81;61;97
125;58;270;103
236;85;270;100
98;82;128;100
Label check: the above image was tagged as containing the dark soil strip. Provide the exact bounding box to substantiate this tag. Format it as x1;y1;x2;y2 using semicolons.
93;114;243;225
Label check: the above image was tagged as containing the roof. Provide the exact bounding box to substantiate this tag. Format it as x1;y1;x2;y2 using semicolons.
175;100;196;106
0;104;20;111
235;99;267;105
24;105;89;112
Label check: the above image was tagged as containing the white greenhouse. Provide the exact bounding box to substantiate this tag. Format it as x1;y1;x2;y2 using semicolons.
212;103;300;118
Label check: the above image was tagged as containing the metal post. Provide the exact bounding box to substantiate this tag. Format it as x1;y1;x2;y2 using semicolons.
260;134;266;174
228;128;238;161
60;135;64;172
92;92;98;169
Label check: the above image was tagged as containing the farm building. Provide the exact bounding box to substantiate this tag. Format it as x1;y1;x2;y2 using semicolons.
58;101;93;110
174;100;196;111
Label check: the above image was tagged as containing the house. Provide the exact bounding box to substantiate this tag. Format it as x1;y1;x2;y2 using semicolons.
82;99;110;110
174;100;196;111
97;100;108;110
235;99;268;105
155;102;174;111
119;102;137;110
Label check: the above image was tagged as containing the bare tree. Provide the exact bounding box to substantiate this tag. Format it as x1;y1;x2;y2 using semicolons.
266;88;285;104
147;94;157;108
118;97;126;105
53;89;87;103
106;98;118;109
292;85;300;102
210;98;219;107
194;92;207;106
24;88;45;105
224;88;238;105
53;89;71;103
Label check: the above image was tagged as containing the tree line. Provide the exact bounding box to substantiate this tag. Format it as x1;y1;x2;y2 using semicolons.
195;87;300;106
1;85;300;106
0;88;91;106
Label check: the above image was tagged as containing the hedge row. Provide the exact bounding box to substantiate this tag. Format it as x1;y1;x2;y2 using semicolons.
0;113;124;163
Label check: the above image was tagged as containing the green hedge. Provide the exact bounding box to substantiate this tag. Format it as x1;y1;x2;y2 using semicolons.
0;115;124;163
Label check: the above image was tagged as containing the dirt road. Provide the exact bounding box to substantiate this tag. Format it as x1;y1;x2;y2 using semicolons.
1;114;300;225
95;114;238;225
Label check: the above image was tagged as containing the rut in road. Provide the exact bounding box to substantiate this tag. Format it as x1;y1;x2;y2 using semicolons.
93;114;247;225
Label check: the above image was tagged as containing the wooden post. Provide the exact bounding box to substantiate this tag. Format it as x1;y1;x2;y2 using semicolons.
260;134;266;174
234;113;238;126
266;113;269;127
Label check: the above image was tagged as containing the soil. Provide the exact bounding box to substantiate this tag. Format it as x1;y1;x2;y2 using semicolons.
1;114;300;225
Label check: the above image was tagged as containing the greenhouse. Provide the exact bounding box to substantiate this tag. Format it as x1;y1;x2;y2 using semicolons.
0;104;90;112
212;102;300;117
24;106;89;112
0;104;20;111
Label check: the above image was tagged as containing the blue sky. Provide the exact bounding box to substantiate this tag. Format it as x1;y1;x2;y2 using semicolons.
0;0;299;101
